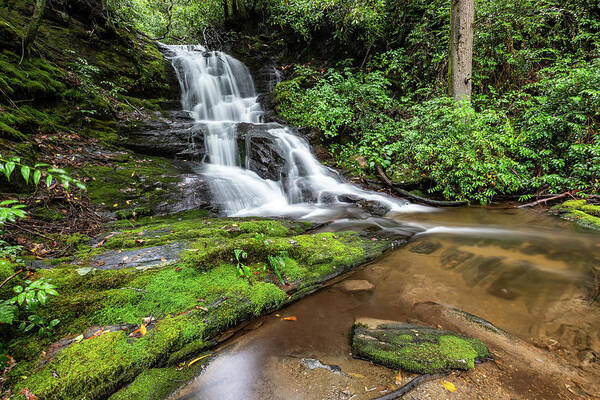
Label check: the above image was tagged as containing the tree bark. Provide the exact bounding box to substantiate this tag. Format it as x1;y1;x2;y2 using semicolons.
448;0;474;102
223;0;229;20
23;0;48;58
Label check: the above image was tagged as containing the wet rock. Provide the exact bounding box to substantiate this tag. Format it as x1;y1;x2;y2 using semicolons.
236;122;287;181
409;241;442;255
440;248;474;269
92;242;187;270
351;317;490;373
300;358;343;375
357;199;390;216
124;111;205;159
156;173;213;214
336;279;375;292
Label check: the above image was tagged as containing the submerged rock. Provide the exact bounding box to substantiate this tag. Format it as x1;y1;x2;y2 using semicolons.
336;279;375;292
409;241;442;254
351;318;490;373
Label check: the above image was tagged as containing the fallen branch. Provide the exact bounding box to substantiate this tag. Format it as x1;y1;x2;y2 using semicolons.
4;221;55;241
517;192;571;208
374;372;449;400
0;269;24;289
376;166;467;207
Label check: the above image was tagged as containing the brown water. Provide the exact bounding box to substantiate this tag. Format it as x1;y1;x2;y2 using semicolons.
171;208;600;400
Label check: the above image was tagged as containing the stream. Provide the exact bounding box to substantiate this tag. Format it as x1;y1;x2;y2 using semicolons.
167;208;600;399
154;46;599;398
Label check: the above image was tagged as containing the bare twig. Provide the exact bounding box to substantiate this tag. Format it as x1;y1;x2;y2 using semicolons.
374;372;449;400
4;221;55;241
0;269;24;289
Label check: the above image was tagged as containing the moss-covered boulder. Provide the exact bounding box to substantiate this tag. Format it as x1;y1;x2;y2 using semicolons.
351;318;490;374
4;213;403;400
550;200;600;231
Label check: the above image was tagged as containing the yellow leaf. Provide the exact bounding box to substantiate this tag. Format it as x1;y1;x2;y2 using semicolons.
113;203;118;208
395;370;402;385
348;372;366;379
282;316;297;321
139;324;147;336
441;380;457;392
188;354;210;367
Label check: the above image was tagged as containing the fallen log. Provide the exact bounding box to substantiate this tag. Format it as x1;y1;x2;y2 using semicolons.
517;192;572;208
376;167;467;207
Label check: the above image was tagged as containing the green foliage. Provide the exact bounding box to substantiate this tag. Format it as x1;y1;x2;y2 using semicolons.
0;278;60;336
275;59;600;203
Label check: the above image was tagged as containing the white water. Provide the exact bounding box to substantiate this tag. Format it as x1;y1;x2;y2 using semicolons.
167;45;427;218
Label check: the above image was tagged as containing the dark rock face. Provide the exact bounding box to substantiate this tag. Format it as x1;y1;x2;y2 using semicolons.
156;170;213;214
124;111;205;159
351;318;490;374
237;122;288;181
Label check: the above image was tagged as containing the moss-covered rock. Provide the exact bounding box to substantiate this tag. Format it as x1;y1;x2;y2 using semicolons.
551;200;600;231
4;212;400;400
351;318;490;374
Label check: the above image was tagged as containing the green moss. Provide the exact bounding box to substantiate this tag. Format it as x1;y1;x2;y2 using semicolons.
564;210;600;231
552;200;600;231
80;156;180;212
108;364;207;400
5;213;391;399
352;323;489;374
31;207;67;222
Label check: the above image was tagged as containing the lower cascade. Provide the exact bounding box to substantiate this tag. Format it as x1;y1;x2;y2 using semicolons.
165;44;418;218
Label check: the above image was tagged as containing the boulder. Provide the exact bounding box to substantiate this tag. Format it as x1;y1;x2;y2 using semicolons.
351;318;490;373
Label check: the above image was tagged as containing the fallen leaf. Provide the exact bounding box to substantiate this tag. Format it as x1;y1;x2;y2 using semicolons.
348;372;366;379
441;380;457;392
282;316;297;321
113;203;118;207
175;267;182;272
88;328;105;340
73;334;84;343
19;388;38;400
188;354;210;367
139;324;147;336
395;370;402;385
196;305;209;312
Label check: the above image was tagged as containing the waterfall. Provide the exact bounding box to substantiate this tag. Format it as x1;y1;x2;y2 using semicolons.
166;44;418;218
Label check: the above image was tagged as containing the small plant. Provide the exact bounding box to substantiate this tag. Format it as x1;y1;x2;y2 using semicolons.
0;278;60;335
233;249;251;278
267;255;286;285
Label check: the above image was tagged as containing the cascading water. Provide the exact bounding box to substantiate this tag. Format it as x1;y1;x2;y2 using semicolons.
166;45;422;218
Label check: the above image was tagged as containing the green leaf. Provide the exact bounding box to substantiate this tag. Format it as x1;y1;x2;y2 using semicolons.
21;165;30;184
37;291;47;305
46;174;53;188
33;169;42;186
13;285;23;293
17;292;25;306
4;162;15;180
0;302;17;324
49;318;60;327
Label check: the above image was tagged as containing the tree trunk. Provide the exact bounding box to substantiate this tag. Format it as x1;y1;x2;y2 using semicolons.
223;0;229;20
23;0;47;57
448;0;474;102
231;0;238;18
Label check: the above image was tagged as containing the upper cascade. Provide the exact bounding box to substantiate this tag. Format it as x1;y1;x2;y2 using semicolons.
165;44;426;218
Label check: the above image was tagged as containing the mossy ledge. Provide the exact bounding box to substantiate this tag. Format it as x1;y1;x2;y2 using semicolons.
550;200;600;231
5;212;399;400
351;318;490;374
